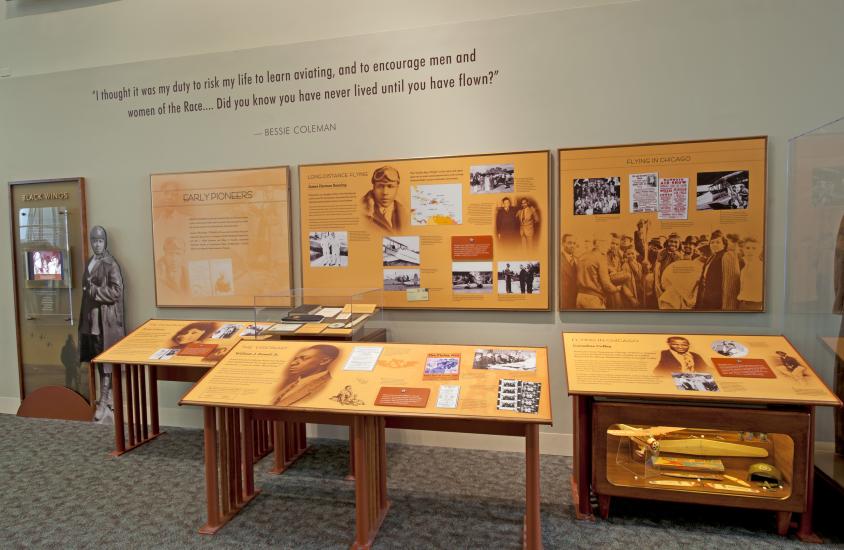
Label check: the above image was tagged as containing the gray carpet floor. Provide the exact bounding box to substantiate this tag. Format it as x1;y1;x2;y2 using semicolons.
0;414;842;549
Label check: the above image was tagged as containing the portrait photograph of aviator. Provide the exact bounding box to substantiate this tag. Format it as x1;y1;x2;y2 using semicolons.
382;236;420;266
469;163;514;194
497;261;540;294
361;165;408;233
473;348;537;371
452;261;493;293
309;231;348;267
672;372;719;392
168;321;217;349
573;177;621;215
25;249;65;282
273;344;341;406
410;183;462;225
383;268;420;291
696;170;750;210
653;336;711;376
495;196;541;250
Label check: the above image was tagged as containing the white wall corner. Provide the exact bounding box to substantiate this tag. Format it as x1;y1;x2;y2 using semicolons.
0;396;22;415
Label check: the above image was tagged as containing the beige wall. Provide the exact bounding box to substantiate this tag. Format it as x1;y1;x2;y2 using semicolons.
2;0;843;452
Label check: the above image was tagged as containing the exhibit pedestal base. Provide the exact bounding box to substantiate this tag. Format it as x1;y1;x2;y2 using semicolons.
268;421;309;474
16;385;93;422
111;364;160;455
573;395;822;540
569;474;594;521
199;407;260;535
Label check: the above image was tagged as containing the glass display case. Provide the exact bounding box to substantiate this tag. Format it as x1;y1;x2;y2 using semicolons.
784;116;844;489
18;206;75;324
254;287;386;341
607;422;793;500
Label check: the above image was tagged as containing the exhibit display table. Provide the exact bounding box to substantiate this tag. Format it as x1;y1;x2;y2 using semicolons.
180;339;552;549
92;319;287;461
563;332;841;541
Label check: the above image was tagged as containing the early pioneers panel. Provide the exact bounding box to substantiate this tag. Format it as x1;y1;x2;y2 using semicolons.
562;333;840;406
559;137;767;311
299;151;550;310
151;166;292;307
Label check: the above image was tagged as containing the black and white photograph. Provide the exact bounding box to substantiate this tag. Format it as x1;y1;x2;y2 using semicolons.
496;379;541;413
149;348;178;361
239;323;269;338
382;236;420;266
383;268;420;291
211;323;240;339
473;348;537;371
309;231;349;267
696;170;749;210
573;177;621;215
672;372;720;392
711;339;748;358
470;163;515;194
497;261;540;294
452;261;493;294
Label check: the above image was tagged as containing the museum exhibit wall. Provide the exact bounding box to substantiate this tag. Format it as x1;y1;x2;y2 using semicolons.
2;0;844;453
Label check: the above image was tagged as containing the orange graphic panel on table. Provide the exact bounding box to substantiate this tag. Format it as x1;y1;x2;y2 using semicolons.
563;332;840;406
181;340;552;422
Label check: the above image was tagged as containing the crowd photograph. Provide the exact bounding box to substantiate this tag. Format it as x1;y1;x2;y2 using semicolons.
561;218;764;311
573;177;621;215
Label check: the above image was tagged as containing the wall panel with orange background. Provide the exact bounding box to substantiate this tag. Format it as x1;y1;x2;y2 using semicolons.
151;166;292;307
299;151;549;310
559;137;766;312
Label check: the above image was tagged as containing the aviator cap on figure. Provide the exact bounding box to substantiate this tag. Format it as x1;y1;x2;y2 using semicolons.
89;225;107;245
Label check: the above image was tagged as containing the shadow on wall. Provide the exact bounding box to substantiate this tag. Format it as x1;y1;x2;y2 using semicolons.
6;0;119;18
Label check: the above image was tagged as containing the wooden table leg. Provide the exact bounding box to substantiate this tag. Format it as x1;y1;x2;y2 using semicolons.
200;406;223;534
524;424;542;550
148;365;160;436
110;364;125;455
796;407;822;543
347;425;356;480
269;421;309;475
571;395;594;520
199;407;258;535
242;410;256;499
351;416;390;550
110;363;163;457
